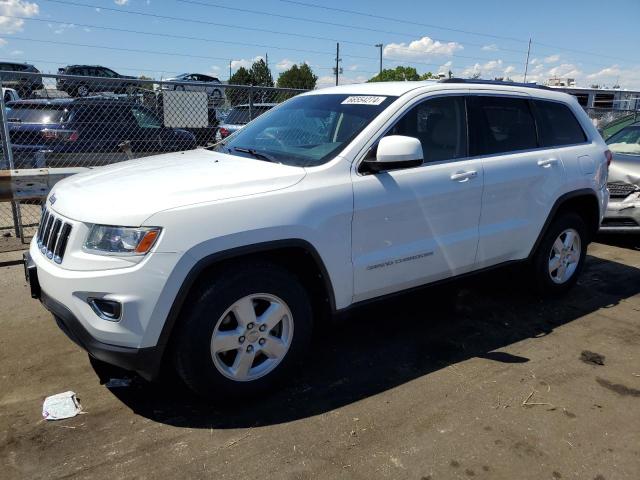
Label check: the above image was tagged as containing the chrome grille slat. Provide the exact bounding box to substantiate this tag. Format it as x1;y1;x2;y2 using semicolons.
38;207;73;264
608;182;640;199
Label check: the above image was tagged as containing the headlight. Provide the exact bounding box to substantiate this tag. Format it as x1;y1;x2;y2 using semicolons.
84;225;161;256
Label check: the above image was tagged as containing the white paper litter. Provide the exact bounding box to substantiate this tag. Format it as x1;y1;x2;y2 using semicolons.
42;391;82;421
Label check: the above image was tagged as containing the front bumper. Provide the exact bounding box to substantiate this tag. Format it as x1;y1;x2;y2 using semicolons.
600;197;640;233
24;251;164;380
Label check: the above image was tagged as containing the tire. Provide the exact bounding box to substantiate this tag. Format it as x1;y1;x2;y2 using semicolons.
531;212;588;295
76;84;90;97
173;261;313;400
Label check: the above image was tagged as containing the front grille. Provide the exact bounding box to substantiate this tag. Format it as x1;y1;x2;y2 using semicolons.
608;182;640;199
37;207;72;263
601;217;639;228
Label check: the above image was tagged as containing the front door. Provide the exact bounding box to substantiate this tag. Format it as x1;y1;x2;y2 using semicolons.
351;95;484;303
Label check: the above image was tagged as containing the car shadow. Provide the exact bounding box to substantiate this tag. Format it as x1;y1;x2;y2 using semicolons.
104;253;640;429
595;233;640;251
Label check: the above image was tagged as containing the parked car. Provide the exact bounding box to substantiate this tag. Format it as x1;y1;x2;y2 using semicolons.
6;97;196;167
0;62;43;98
25;79;609;400
161;73;223;100
3;87;20;104
215;103;276;140
600;122;640;232
56;65;137;97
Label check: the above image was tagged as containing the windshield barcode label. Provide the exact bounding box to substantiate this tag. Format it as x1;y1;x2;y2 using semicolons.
341;96;387;105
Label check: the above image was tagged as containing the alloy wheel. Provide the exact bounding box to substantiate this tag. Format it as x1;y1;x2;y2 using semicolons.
210;293;294;382
548;228;581;284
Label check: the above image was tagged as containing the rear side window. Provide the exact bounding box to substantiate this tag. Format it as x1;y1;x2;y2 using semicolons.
468;96;537;156
533;100;586;147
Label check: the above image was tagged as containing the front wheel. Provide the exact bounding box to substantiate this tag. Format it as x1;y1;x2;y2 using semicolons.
531;212;588;295
173;262;313;399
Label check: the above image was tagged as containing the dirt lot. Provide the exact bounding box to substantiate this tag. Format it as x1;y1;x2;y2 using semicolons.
1;238;639;480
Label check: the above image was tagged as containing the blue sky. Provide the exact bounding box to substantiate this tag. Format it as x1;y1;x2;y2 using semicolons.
1;0;639;88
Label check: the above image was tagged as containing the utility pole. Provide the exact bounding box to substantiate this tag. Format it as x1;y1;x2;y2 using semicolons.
375;43;383;75
334;42;342;86
265;52;269;69
523;38;532;83
229;60;232;81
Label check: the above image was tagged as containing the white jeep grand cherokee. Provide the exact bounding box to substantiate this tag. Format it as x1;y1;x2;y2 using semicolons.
25;79;610;398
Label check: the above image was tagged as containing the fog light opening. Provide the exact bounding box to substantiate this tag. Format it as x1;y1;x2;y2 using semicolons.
89;298;122;321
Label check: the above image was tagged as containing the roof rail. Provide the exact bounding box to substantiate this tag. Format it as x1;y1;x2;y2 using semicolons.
439;78;551;90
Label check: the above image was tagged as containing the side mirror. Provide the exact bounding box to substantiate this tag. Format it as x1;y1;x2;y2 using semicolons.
362;135;424;173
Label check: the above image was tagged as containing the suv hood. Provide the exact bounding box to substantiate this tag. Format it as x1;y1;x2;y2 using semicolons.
49;149;306;225
609;152;640;186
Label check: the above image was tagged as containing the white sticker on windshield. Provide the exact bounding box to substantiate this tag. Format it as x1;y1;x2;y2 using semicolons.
341;96;387;105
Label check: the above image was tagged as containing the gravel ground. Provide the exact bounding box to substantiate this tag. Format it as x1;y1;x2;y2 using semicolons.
1;238;639;480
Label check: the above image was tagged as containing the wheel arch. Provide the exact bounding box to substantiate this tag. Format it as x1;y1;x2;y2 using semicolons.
154;239;336;363
529;188;601;259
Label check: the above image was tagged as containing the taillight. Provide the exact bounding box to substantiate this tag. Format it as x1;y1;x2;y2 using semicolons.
605;149;612;168
219;127;229;138
41;129;79;142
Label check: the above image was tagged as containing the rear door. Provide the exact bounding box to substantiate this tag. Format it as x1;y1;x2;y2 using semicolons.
469;94;568;267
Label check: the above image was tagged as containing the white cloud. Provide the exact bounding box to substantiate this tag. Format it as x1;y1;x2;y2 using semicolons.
438;60;453;75
547;63;581;78
231;56;263;70
114;0;129;5
504;65;516;74
316;74;368;89
481;44;498;52
587;65;621;80
0;0;39;34
347;64;360;72
0;39;7;47
276;58;295;71
10;49;23;55
544;54;560;64
49;22;76;35
384;36;463;60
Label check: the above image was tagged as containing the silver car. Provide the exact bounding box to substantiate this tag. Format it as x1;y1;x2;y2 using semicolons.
161;73;224;103
602;122;640;232
215;103;276;141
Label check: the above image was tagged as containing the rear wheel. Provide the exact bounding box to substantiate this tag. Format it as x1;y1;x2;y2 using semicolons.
531;212;588;294
173;261;313;399
76;84;89;97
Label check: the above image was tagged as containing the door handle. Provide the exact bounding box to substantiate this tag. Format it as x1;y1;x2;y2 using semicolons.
537;158;559;168
450;170;478;182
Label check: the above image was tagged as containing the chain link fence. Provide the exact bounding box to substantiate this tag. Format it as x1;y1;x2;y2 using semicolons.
0;71;307;250
584;107;639;139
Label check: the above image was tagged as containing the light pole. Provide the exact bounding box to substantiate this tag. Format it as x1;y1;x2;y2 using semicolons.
375;43;383;75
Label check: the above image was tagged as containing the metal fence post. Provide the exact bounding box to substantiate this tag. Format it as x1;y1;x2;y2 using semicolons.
249;86;254;121
0;75;23;241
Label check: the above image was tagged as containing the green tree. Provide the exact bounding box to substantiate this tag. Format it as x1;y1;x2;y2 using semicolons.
250;59;274;87
229;66;252;86
228;67;252;105
276;63;318;90
137;75;154;91
419;71;437;80
368;66;420;82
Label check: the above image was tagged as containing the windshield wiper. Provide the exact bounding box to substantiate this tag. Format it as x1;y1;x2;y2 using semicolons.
232;146;280;163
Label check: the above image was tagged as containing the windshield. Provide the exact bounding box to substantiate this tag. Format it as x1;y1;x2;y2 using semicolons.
216;94;397;166
607;126;640;156
6;106;69;124
224;106;272;125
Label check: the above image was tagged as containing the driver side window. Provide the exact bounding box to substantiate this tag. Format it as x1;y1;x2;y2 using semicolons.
386;96;467;163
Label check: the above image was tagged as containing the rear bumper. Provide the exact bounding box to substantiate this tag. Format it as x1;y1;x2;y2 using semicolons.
40;289;163;380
